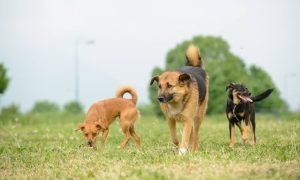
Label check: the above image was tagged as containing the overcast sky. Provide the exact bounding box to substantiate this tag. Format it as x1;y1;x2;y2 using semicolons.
0;0;299;111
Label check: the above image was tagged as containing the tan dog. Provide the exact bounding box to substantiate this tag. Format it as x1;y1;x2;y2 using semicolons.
150;44;209;155
77;85;141;149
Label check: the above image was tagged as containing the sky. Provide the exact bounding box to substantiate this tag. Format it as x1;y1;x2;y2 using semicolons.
0;0;299;112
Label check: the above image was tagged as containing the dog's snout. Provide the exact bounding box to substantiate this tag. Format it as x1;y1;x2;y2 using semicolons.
157;96;165;102
87;141;93;147
158;94;173;103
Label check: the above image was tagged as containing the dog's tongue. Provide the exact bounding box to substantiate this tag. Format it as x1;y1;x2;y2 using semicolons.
238;95;253;103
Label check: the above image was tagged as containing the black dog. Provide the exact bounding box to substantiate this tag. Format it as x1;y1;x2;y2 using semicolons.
225;83;273;147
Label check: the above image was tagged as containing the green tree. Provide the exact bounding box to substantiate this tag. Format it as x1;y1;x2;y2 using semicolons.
248;65;287;112
31;100;60;113
149;66;164;117
63;101;84;114
0;63;9;95
149;35;286;115
0;104;21;123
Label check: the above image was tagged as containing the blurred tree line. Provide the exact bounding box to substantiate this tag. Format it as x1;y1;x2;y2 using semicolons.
1;100;84;123
0;63;9;96
0;63;84;119
149;36;287;116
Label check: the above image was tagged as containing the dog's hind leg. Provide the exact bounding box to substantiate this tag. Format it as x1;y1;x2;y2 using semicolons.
119;108;139;149
191;116;201;151
242;115;251;144
250;112;256;145
119;123;131;149
192;83;208;151
129;126;141;149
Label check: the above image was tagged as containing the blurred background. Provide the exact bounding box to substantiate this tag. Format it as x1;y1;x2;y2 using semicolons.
0;0;299;115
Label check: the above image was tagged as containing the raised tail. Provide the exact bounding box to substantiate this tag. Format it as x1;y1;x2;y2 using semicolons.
186;44;202;67
251;88;273;102
115;85;138;105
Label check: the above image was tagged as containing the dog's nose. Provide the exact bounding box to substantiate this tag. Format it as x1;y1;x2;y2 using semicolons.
157;96;164;102
87;141;93;147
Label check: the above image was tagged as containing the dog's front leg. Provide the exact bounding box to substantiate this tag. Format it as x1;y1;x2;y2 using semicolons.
167;118;179;146
236;121;243;135
179;118;193;155
101;128;109;145
229;122;235;148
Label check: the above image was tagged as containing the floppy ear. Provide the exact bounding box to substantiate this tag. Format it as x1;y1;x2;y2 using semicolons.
95;122;108;130
178;73;191;83
150;76;159;85
76;124;85;131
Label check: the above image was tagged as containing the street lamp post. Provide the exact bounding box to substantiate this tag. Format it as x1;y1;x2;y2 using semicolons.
74;39;95;102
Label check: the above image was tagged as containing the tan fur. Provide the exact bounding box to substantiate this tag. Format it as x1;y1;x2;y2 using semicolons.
186;44;202;67
115;85;138;105
232;89;241;105
77;86;141;149
151;44;208;153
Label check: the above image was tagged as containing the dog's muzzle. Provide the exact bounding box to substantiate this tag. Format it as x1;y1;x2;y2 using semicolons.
157;94;173;103
87;141;93;147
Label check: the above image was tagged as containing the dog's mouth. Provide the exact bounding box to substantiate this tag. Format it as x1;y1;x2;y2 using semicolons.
237;94;253;103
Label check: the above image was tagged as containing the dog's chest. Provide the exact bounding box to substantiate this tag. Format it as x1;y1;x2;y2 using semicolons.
167;103;183;118
230;104;245;120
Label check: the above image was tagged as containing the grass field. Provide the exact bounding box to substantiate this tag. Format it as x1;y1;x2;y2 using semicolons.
0;113;299;179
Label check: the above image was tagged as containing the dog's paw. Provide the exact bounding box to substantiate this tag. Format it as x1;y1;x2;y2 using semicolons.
178;148;188;156
229;143;234;148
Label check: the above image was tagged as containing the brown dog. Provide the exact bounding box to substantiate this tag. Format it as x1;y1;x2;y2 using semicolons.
150;44;209;155
77;85;141;149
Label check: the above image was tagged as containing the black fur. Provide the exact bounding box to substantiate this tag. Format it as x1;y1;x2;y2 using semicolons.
251;89;273;102
177;66;207;104
226;83;273;145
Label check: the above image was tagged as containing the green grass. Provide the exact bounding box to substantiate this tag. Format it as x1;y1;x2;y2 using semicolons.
0;113;299;179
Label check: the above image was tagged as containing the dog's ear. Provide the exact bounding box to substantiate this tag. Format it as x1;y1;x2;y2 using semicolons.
178;73;191;83
225;84;230;91
150;76;159;85
226;83;234;91
76;124;85;131
95;122;107;130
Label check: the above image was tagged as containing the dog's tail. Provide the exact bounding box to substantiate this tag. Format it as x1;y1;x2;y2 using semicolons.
186;44;202;67
115;85;138;105
251;88;274;102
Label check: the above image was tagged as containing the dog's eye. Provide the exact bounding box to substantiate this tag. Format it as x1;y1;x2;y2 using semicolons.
167;83;173;88
158;84;162;89
84;133;88;136
92;132;97;136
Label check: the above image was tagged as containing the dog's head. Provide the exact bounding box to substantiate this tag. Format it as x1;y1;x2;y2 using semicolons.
76;122;104;148
150;71;192;103
226;83;252;104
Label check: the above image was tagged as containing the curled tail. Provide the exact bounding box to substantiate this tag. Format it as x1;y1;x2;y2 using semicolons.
251;88;273;102
115;85;138;105
186;44;202;67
